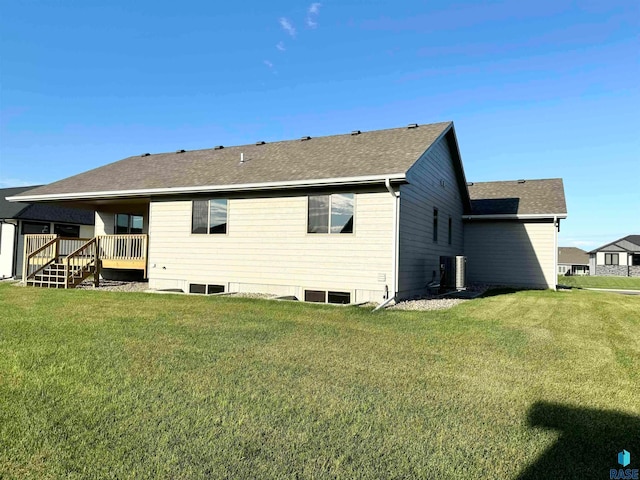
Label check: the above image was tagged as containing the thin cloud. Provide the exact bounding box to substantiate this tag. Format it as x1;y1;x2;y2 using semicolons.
307;3;321;28
0;176;37;188
279;17;296;37
276;41;286;51
263;60;274;69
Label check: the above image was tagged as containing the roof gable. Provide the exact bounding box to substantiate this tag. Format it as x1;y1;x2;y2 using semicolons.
590;235;640;253
12;122;455;201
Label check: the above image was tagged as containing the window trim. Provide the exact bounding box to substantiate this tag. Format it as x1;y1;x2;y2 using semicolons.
605;253;619;265
306;193;356;235
191;199;229;235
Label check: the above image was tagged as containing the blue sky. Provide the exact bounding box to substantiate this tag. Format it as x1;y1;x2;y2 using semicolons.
1;0;638;248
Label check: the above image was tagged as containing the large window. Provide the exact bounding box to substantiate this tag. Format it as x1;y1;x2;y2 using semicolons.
115;214;143;234
22;221;50;234
54;224;80;238
433;208;438;243
307;193;354;234
192;199;228;234
633;254;640;266
605;253;619;265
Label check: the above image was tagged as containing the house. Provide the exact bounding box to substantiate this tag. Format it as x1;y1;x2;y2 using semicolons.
0;186;94;279
588;235;640;277
557;247;590;276
7;122;567;301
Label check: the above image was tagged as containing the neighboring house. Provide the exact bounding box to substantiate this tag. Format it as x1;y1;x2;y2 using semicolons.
557;247;590;275
8;122;567;301
588;235;640;277
0;186;95;279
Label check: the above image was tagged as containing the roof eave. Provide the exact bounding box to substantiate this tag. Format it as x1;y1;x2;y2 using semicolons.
463;213;567;220
6;173;407;203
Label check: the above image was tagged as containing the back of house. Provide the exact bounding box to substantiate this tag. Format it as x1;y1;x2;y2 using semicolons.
8;121;567;301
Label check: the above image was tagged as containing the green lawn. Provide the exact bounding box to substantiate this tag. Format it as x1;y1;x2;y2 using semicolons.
1;284;638;479
558;274;640;290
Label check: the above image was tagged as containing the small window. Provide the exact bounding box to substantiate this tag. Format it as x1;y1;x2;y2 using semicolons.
192;199;228;234
115;214;144;234
207;284;225;294
308;194;354;234
328;291;350;304
22;221;50;235
189;284;207;294
605;253;619;265
448;216;452;245
54;224;80;238
304;290;326;302
433;208;438;243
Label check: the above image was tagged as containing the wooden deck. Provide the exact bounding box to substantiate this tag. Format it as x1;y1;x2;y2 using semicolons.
23;234;148;287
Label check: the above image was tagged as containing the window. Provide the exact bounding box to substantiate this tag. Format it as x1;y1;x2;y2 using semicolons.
304;289;351;304
307;194;354;234
633;254;640;266
54;224;80;238
192;199;228;234
433;208;438;243
22;221;50;234
115;214;143;234
605;253;619;265
448;216;452;245
189;284;225;294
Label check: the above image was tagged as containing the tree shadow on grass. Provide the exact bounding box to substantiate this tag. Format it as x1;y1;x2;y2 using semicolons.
517;402;640;480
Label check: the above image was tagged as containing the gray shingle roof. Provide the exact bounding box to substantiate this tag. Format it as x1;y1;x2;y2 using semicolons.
589;235;640;254
467;179;567;216
13;122;453;198
558;247;589;265
1;186;94;225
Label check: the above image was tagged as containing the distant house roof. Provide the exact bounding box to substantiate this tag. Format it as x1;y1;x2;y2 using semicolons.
589;235;640;254
467;179;567;216
8;122;469;210
0;186;94;225
558;247;589;265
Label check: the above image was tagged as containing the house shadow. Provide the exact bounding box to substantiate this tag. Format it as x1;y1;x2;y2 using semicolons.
517;401;640;480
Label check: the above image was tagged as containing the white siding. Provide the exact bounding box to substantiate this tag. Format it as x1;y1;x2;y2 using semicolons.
464;220;557;289
95;210;148;235
0;223;17;278
397;136;465;298
147;190;394;303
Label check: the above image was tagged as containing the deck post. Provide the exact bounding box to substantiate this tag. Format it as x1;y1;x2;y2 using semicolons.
22;233;28;282
94;237;100;288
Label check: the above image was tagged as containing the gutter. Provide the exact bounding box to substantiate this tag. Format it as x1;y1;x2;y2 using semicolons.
6;173;407;203
463;213;567;220
373;178;400;312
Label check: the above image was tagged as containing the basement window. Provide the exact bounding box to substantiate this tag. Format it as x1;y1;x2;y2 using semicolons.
307;194;354;234
192;199;228;234
304;289;351;304
605;253;619;265
189;283;225;294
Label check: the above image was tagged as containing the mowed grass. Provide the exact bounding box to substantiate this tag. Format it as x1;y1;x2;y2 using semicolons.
558;274;640;290
1;284;638;479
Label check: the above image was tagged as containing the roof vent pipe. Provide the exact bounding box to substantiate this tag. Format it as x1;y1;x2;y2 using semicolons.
240;152;244;164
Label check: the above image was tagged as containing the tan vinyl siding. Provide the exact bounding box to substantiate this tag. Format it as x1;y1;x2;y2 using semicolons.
464;220;557;289
397;137;465;298
147;190;394;303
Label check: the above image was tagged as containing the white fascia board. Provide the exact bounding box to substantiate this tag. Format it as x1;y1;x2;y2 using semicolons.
463;213;568;220
6;173;406;202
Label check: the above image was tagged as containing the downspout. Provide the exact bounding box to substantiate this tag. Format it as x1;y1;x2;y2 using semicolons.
553;215;558;291
374;178;400;311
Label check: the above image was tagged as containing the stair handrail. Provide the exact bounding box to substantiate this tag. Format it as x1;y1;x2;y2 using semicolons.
63;237;99;288
24;237;59;281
